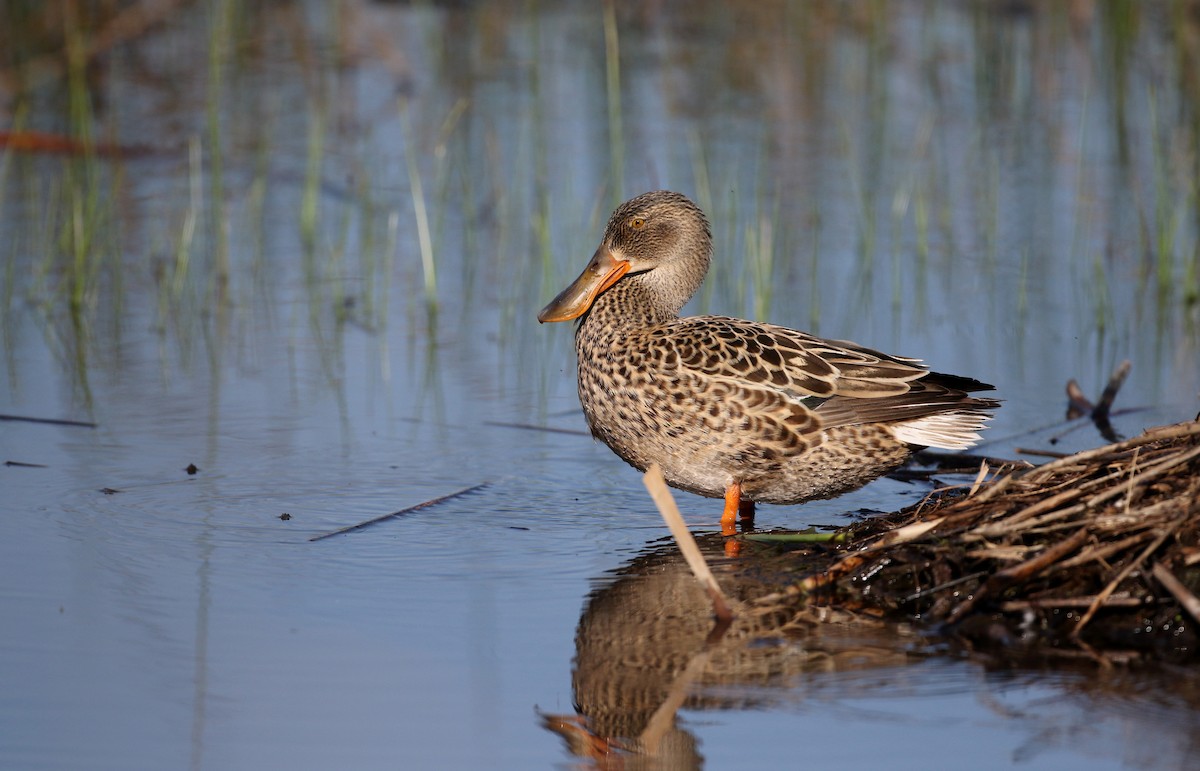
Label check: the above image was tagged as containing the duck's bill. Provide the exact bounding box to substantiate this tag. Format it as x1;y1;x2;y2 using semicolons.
537;246;631;323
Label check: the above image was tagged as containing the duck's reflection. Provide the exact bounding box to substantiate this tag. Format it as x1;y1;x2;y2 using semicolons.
542;534;924;767
544;534;1200;769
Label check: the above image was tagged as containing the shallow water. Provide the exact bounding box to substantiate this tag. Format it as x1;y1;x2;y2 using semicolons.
2;1;1200;769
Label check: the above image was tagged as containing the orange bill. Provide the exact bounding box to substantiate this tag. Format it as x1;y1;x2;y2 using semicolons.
537;246;631;323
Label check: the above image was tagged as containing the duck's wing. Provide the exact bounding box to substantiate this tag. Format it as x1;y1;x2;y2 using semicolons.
813;371;999;449
649;316;996;452
654;316;927;399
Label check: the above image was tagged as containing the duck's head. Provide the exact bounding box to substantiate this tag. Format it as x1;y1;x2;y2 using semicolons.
538;190;712;323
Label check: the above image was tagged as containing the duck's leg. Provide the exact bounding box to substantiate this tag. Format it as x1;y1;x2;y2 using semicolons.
722;482;750;556
721;482;743;535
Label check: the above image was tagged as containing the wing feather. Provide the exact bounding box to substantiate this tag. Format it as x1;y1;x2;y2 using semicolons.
641;316;997;453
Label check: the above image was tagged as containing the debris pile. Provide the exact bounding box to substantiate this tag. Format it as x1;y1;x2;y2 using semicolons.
764;420;1200;660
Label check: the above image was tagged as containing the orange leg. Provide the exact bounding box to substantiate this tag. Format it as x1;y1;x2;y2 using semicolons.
721;482;742;535
723;483;750;556
721;482;757;532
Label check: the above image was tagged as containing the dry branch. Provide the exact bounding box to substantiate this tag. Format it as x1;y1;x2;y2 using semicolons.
1152;562;1200;626
309;482;489;541
643;464;733;622
753;419;1200;658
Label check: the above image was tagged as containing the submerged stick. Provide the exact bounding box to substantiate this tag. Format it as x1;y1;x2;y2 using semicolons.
642;464;733;622
309;482;489;542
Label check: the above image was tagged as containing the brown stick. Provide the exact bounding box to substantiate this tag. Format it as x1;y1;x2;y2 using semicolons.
1084;444;1200;510
482;420;590;437
1094;360;1132;418
1052;531;1155;571
946;527;1091;625
1073;527;1176;637
643;464;734;622
1151;562;1200;627
1027;423;1200;480
999;596;1147;611
1066;379;1094;419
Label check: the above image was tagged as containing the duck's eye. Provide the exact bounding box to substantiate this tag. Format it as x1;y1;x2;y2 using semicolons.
630;216;646;230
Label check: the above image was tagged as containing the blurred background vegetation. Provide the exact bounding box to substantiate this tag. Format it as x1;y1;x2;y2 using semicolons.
1;0;1198;421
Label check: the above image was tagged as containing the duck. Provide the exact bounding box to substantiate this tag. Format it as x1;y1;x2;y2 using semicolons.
538;190;998;534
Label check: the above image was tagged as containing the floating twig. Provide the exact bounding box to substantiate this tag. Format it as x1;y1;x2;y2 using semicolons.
911;449;1031;469
482;421;591;437
742;531;844;544
1014;447;1070;459
0;413;97;428
309;482;490;542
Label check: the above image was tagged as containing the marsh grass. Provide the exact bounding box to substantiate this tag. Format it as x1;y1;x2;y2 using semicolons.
805;201;823;334
744;208;776;322
602;0;623;206
686;128;719;315
432;98;468;292
300;99;325;254
1069;85;1114;336
1145;88;1191;311
349;163;379;330
376;209;399;382
206;0;232;303
163;137;202;322
0;126;13;328
399;101;438;314
1;0;1199;420
57;3;107;317
887;115;935;324
843;120;878;314
244;110;273;313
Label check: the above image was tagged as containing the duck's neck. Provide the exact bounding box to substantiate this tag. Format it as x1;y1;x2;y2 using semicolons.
574;277;678;346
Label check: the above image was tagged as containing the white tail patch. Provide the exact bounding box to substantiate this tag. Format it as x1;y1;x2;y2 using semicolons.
890;411;991;450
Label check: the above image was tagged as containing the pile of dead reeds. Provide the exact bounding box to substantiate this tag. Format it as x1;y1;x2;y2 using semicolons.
757;419;1200;659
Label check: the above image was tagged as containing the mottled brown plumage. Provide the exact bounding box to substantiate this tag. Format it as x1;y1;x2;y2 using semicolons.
539;191;998;530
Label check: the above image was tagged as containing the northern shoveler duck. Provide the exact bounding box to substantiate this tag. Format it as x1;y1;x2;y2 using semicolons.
539;190;998;533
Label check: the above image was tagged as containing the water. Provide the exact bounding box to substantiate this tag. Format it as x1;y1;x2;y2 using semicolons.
2;1;1199;768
